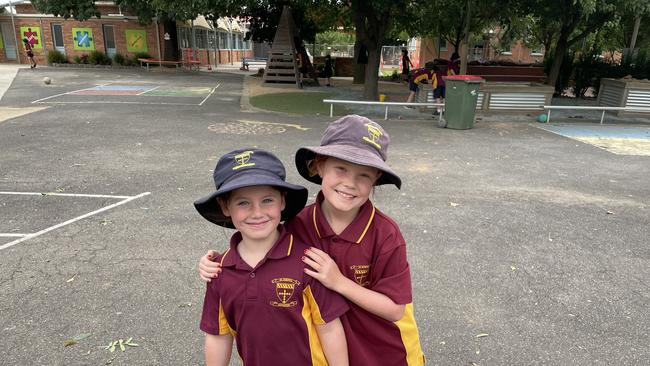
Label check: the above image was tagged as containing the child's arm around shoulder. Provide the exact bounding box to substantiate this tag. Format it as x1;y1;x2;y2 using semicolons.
303;246;406;322
199;250;223;282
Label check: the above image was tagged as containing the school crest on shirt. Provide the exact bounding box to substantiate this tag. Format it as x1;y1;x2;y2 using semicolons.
270;278;300;308
350;265;371;287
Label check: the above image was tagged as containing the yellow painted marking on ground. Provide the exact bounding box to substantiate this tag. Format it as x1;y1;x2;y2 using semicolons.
0;107;49;123
573;137;650;156
237;119;310;131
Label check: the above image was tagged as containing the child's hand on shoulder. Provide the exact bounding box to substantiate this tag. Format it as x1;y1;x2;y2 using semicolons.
303;247;345;291
199;250;222;282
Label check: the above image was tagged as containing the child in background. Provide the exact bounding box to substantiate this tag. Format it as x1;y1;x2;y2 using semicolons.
401;49;413;82
23;38;37;69
405;62;438;106
195;148;349;366
199;116;425;366
323;55;334;87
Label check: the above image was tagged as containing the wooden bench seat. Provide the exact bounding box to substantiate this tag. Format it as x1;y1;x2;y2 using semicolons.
138;58;182;71
139;58;201;71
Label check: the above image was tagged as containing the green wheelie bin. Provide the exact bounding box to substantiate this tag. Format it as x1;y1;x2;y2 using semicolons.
442;75;484;129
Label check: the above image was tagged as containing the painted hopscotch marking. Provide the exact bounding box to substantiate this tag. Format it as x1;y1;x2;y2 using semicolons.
69;85;157;96
31;83;220;106
0;191;151;251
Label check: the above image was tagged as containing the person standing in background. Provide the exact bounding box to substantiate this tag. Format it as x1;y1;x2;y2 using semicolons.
23;38;37;69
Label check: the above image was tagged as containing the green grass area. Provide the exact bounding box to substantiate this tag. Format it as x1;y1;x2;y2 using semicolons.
250;92;349;115
379;67;399;77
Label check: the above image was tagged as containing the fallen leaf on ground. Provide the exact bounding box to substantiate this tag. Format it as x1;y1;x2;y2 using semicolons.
64;333;92;347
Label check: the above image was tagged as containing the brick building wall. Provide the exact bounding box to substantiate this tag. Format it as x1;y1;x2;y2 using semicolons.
0;3;252;66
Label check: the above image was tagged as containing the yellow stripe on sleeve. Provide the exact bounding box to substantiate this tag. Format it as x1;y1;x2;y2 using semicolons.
301;285;327;366
218;299;236;337
394;303;425;365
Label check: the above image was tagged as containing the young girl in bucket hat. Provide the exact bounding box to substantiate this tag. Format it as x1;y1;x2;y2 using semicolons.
199;117;425;365
195;148;349;366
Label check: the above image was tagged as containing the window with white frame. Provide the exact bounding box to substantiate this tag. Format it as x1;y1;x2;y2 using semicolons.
530;46;544;56
439;38;448;51
178;27;191;48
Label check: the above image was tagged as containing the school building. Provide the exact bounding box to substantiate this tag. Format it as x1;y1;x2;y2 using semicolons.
0;1;252;66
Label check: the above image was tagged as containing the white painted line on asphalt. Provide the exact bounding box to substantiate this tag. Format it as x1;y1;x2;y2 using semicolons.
0;191;132;199
137;85;161;95
0;234;28;237
0;192;151;252
31;90;70;103
30;83;111;104
33;101;200;106
199;83;220;106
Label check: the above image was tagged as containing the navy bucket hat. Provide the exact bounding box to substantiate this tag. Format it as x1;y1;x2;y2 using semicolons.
194;148;308;228
295;115;401;188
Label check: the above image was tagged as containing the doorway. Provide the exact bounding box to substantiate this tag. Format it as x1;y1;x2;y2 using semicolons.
1;23;17;60
102;24;116;59
51;24;65;56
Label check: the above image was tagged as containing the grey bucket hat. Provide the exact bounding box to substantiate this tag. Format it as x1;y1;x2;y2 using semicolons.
295;115;401;188
194;148;308;228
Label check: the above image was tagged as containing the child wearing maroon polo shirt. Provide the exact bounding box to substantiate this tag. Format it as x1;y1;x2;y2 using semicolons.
194;148;349;366
199;117;425;365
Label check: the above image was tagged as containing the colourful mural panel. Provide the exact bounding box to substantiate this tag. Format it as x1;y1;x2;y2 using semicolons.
72;27;95;51
125;30;148;53
20;26;42;49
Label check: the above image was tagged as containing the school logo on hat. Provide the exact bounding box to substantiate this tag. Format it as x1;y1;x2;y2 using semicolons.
362;123;383;151
233;150;255;170
270;278;300;308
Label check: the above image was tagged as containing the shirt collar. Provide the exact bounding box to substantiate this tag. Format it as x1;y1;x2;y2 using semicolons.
311;191;376;244
221;225;294;268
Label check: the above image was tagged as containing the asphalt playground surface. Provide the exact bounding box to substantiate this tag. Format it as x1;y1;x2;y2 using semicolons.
1;67;649;365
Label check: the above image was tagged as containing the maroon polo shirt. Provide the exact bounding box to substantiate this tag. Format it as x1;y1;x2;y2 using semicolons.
288;192;425;366
200;225;349;366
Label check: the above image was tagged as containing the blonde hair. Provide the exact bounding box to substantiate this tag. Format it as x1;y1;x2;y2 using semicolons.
306;155;329;177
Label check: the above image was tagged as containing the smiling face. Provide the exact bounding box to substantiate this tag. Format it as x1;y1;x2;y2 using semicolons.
316;157;382;219
219;185;285;243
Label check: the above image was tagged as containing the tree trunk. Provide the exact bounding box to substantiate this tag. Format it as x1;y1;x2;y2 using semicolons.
460;0;471;74
353;40;366;84
628;15;641;60
547;35;568;94
363;45;380;100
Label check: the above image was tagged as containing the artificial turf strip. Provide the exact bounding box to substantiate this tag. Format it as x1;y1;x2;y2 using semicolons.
250;92;349;115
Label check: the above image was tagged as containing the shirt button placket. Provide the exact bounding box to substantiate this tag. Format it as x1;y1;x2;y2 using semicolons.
246;271;258;301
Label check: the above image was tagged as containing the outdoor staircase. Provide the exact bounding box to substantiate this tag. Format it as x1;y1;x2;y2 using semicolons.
263;6;300;85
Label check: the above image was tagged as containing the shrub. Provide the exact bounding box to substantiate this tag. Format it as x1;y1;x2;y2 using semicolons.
47;50;67;64
73;54;89;64
88;50;111;65
112;53;126;65
134;52;152;59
